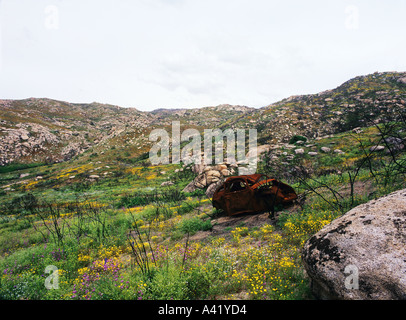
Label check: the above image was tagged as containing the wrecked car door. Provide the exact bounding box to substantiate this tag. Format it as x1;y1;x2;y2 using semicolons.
223;178;254;215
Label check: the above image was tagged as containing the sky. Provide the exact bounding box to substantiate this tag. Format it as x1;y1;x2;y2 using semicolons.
0;0;405;111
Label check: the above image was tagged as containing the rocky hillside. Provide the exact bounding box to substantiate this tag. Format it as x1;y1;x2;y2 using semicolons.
231;71;406;144
1;71;405;166
0;98;153;165
0;98;254;166
150;104;254;127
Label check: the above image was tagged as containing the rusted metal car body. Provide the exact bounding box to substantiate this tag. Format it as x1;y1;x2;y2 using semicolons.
212;174;297;216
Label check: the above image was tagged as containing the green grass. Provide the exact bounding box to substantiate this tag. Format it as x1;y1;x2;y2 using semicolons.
0;162;45;174
177;216;212;235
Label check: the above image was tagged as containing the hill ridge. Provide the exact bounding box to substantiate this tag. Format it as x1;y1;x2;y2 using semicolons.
1;71;405;166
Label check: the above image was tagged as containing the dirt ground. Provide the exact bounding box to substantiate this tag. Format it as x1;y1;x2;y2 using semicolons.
189;202;302;242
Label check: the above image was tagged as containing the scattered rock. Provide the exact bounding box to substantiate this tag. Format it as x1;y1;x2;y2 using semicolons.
383;137;404;151
203;166;214;173
254;144;272;157
205;180;223;198
302;188;406;300
214;164;228;171
334;149;345;154
194;174;208;188
192;163;206;174
182;162;237;194
206;170;221;177
20;173;29;178
295;148;304;155
206;170;221;184
220;169;231;176
208;176;221;184
308;152;318;156
88;175;100;179
63;147;79;161
321;147;331;153
160;181;174;187
369;145;385;152
397;77;406;85
182;180;197;193
384;137;403;145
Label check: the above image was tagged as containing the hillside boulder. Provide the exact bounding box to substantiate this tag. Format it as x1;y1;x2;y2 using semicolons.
160;181;174;187
206;170;221;184
302;188;406;300
182;162;240;195
194;174;208;188
384;137;404;152
397;77;406;85
205;180;224;198
182;180;197;193
369;145;385;152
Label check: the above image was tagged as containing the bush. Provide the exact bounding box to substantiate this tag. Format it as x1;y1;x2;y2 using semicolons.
146;265;188;299
289;135;307;144
185;267;211;299
0;162;44;174
178;217;212;235
117;188;185;208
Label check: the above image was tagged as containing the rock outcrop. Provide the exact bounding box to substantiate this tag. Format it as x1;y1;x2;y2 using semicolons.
302;188;406;300
182;162;238;196
181;144;273;197
0;98;152;166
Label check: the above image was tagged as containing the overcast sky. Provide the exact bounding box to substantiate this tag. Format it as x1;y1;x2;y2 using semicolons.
0;0;405;111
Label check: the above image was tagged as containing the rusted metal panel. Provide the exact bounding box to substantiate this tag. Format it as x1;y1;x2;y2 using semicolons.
212;174;297;216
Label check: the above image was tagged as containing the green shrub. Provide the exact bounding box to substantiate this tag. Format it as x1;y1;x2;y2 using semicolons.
289;135;307;144
178;217;212;235
146;265;188;299
0;162;44;174
117;188;185;208
0;272;46;300
185;267;211;299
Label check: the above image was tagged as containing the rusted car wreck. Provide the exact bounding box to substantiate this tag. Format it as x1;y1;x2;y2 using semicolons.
212;174;297;216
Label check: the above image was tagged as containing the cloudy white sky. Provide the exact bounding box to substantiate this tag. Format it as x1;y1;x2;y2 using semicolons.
0;0;405;111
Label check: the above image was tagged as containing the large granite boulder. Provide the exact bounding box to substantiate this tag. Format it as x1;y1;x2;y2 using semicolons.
181;144;272;195
302;188;406;300
181;162;236;194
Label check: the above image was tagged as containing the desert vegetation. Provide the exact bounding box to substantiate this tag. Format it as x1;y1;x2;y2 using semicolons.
0;72;405;300
1;115;405;300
